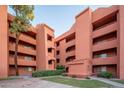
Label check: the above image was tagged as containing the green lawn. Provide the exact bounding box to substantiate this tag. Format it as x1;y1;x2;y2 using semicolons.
112;80;124;84
42;76;113;88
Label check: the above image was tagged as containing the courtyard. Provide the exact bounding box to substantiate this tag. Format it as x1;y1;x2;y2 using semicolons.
0;77;74;88
1;76;123;88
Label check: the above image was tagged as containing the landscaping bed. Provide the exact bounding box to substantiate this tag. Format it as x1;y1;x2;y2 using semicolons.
32;70;65;77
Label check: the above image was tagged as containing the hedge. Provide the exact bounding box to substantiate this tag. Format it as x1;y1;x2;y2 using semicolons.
32;70;64;77
97;71;113;78
56;65;65;70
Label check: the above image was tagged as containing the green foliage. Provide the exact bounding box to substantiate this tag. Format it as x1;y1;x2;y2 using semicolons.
32;70;64;77
9;5;34;20
9;16;31;34
97;71;113;78
56;65;65;70
9;5;34;34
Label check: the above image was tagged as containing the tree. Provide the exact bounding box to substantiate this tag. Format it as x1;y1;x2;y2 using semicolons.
9;5;34;76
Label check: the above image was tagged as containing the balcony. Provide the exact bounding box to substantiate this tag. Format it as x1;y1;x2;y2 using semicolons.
9;44;36;56
92;6;118;23
56;53;60;58
92;56;117;65
9;32;36;45
9;57;36;66
65;40;75;49
48;56;56;61
92;22;117;38
47;41;55;48
92;39;118;52
66;50;75;58
48;51;55;58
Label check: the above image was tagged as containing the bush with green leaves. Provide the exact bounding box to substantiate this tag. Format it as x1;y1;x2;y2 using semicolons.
56;65;65;70
97;71;113;78
32;70;64;77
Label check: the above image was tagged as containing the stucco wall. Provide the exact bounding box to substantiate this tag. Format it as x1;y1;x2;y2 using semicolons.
0;5;8;78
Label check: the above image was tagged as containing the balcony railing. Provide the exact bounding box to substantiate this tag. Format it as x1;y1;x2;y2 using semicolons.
9;57;36;66
92;22;117;38
92;39;118;52
9;32;36;45
65;40;75;49
92;56;117;65
9;43;36;56
65;50;75;58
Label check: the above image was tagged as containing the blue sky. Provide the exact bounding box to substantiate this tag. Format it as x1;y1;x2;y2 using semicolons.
8;5;110;37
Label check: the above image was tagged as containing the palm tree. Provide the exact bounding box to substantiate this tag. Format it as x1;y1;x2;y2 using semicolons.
9;5;34;76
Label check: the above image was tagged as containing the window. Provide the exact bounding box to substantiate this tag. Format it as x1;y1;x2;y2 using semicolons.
24;67;33;71
96;66;107;73
56;50;60;55
56;42;60;47
47;34;52;41
24;56;32;61
24;45;34;49
48;60;52;64
93;48;117;58
48;48;52;53
99;54;107;58
101;66;107;72
56;59;60;63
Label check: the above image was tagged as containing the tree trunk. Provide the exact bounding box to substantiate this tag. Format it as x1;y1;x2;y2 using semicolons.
14;33;19;76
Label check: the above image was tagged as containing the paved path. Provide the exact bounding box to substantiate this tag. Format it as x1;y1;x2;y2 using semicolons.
0;78;75;88
90;76;124;88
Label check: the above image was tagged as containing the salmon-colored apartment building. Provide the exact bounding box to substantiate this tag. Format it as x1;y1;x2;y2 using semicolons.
0;5;55;78
55;5;124;79
0;5;124;79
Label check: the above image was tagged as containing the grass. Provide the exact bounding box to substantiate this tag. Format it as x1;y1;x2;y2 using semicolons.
112;80;124;84
42;76;113;88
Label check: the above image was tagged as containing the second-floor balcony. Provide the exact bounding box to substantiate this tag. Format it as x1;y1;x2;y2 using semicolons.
9;43;36;56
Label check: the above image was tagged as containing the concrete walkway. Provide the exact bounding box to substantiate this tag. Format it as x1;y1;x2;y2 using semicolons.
90;76;124;88
0;78;75;88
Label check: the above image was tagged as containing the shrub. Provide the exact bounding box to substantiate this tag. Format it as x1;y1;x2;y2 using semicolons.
97;71;113;78
32;70;64;77
56;65;65;70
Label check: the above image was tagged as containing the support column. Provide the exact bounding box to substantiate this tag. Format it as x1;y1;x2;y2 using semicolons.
118;6;124;79
0;5;8;78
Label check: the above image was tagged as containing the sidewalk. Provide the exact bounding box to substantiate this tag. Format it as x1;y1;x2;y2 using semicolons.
90;76;124;88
